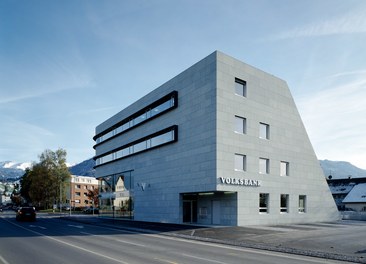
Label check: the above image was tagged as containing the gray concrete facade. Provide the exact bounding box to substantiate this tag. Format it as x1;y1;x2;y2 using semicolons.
94;51;340;226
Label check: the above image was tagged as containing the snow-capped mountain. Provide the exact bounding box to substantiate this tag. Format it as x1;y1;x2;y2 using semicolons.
1;161;31;170
0;159;96;179
0;161;31;179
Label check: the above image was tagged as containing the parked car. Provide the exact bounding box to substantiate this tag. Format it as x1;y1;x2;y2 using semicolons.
16;207;36;221
83;207;99;214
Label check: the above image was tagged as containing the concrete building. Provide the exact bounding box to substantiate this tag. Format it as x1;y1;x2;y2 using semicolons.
93;51;339;226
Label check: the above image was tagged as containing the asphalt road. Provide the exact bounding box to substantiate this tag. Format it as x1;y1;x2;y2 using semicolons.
0;211;348;264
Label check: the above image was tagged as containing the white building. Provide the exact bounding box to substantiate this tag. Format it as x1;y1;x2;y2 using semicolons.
342;183;366;212
93;51;339;226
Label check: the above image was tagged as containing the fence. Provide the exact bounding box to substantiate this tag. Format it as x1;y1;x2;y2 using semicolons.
341;211;366;221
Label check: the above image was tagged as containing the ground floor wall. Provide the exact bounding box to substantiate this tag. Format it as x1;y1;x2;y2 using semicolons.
181;192;237;226
97;168;340;226
236;189;340;226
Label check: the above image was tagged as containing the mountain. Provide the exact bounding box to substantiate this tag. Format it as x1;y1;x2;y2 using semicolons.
320;160;366;179
0;161;31;180
0;159;96;180
68;158;95;177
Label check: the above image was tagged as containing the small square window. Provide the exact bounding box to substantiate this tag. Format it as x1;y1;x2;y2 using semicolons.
259;158;270;174
235;154;246;171
280;161;289;176
235;78;247;97
259;123;270;139
259;193;269;213
235;116;246;134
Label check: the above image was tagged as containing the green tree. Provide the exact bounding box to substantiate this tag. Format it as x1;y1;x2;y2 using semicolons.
20;168;32;203
20;148;71;209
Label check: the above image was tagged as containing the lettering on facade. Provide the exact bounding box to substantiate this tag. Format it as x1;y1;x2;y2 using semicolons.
219;177;261;187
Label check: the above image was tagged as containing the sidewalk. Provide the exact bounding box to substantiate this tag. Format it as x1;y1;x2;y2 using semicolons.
63;216;366;263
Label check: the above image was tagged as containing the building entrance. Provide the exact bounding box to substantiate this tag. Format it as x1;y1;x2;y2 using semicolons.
183;199;197;223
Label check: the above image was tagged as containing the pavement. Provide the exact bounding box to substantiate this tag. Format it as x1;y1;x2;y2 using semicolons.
61;215;366;263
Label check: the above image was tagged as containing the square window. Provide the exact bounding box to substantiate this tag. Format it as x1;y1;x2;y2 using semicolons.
280;161;289;176
280;194;289;213
259;123;270;139
259;158;269;174
235;78;247;97
235;154;246;171
235;116;246;134
259;193;269;213
299;195;306;213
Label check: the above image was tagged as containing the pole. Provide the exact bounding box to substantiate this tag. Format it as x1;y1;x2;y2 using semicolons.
60;183;62;214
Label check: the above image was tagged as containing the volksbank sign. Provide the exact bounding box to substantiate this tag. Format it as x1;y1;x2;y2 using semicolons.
220;177;261;187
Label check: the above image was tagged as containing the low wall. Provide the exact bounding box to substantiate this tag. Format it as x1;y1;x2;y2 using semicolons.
341;211;366;221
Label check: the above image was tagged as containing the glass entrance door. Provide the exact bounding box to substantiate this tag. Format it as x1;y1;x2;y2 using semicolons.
183;200;197;223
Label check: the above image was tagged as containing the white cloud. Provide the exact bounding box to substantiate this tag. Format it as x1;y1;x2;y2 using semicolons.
0;75;92;105
275;11;366;39
297;72;366;169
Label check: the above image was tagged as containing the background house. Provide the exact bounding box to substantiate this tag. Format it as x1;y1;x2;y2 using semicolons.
68;175;98;209
342;183;366;212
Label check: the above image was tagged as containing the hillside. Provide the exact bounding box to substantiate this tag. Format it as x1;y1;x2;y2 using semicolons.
0;161;30;180
319;160;366;179
68;158;95;177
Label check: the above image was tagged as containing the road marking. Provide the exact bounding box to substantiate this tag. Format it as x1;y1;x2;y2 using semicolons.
68;224;84;229
78;230;147;247
0;255;10;264
80;231;93;235
3;219;129;264
29;225;47;230
115;239;146;248
65;224;348;264
153;258;178;264
181;253;228;264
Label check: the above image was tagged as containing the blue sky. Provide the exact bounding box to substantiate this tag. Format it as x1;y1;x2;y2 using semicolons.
1;0;366;169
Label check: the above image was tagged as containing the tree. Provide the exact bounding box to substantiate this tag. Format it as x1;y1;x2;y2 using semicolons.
20;148;71;209
86;188;99;207
20;168;32;204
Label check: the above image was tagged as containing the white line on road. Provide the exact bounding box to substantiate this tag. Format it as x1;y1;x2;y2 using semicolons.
79;231;93;235
68;224;347;264
68;224;84;229
29;225;47;230
3;219;129;264
181;253;228;264
0;255;10;264
78;230;147;247
115;239;147;248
